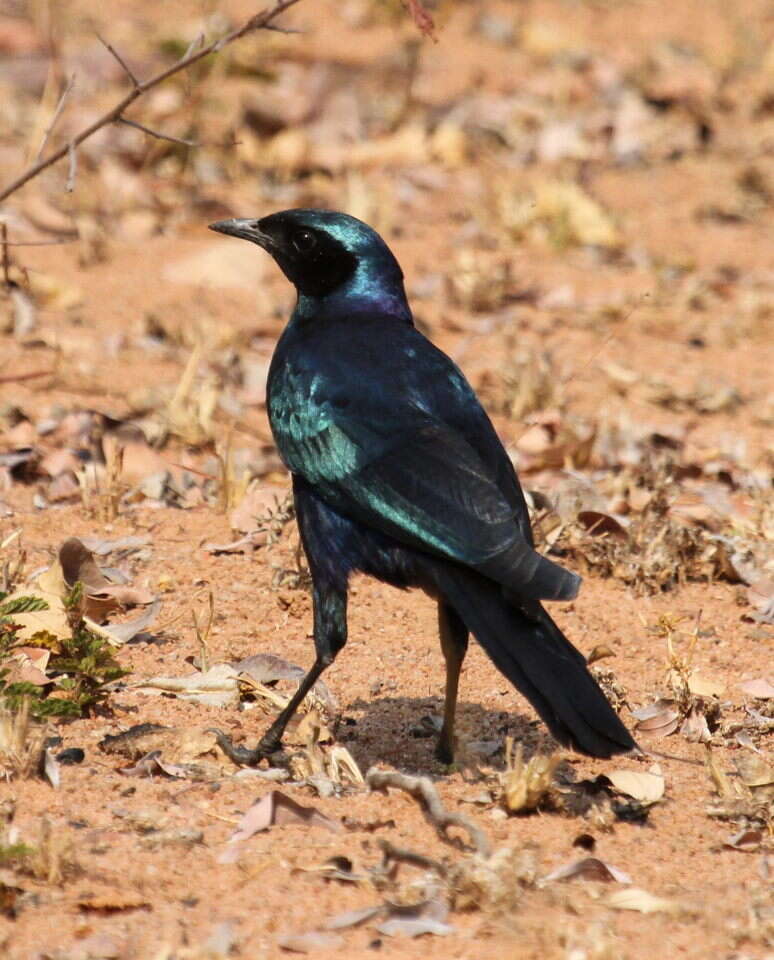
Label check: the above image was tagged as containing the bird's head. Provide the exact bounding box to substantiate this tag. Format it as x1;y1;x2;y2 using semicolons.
209;209;411;320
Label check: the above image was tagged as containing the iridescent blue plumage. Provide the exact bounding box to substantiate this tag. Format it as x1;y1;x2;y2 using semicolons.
208;209;637;764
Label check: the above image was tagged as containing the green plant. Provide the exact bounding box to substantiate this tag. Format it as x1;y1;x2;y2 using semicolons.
0;585;129;719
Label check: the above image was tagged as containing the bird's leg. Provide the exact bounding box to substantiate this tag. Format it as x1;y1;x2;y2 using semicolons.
212;581;347;766
435;602;469;764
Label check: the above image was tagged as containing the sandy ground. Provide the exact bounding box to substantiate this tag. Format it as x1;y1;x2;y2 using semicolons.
0;1;772;958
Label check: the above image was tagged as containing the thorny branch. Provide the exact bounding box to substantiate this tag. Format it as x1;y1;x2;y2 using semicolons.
0;0;304;204
366;768;491;857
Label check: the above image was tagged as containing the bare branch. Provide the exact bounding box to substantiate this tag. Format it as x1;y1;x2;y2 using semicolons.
1;223;10;286
35;73;76;162
0;0;304;204
66;141;77;192
0;370;55;385
377;837;447;876
0;238;75;247
263;23;304;34
366;768;491;856
96;33;139;87
117;116;197;148
182;32;205;62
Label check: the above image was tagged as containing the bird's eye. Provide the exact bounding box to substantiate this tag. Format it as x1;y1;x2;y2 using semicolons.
292;229;317;253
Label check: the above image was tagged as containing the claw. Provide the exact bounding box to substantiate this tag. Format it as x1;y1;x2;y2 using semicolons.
207;728;277;766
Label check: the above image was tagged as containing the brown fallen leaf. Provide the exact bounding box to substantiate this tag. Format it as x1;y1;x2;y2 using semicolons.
376;896;453;938
219;790;342;864
577;511;628;540
631;699;681;737
586;644;616;665
605;769;665;805
745;577;774;624
236;653;337;712
604;887;680;914
1;561;70;644
79;535;151;555
60;538;154;618
277;930;344;953
134;663;240;707
734;754;774;792
687;673;726;697
203;531;267;555
738;678;774;699
99;724;218;763
723;829;763;853
4;646;50;686
84;598;161;647
680;706;711;743
119;750;218;781
78;891;151;913
543;857;631;884
324;905;383;930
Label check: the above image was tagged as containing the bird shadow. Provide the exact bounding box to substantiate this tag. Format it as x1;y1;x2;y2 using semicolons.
339;694;556;775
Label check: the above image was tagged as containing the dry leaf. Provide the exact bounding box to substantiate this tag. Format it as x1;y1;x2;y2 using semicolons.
680;707;711;743
324;905;383;930
687;673;726;698
734;754;774;790
219;790;342;864
84;598;161;647
376;897;453;938
738;678;774;699
277;930;344;953
577;511;628;540
632;699;681;737
586;644;616;665
605;887;679;914
203;532;267;555
135;663;240;707
500;740;560;813
79;535;151;555
723;829;763;852
1;561;70;644
746;579;774;624
78;891;150;913
59;538;154;618
543;857;631;884
99;724;217;763
42;747;60;788
606;769;665;805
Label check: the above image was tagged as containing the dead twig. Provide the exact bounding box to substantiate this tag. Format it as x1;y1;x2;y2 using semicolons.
66;141;77;192
0;0;304;203
96;33;139;87
378;837;447;877
1;223;10;285
366;768;490;857
117;116;197;148
34;73;76;162
0;369;55;384
0;239;75;247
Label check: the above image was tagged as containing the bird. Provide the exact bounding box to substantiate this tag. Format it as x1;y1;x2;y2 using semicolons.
208;209;636;764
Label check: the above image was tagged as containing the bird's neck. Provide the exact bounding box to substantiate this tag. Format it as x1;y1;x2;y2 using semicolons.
294;260;413;325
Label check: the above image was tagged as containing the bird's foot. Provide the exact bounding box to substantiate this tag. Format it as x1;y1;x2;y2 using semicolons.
208;728;284;767
434;737;454;766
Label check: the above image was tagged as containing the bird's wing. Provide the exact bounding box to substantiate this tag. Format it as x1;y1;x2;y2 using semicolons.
273;391;576;600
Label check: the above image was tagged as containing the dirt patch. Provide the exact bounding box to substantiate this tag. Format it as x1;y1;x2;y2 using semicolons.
0;1;772;957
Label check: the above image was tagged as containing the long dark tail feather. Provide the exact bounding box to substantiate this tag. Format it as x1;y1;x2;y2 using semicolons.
427;563;637;758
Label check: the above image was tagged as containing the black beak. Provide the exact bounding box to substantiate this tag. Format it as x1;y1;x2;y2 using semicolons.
208;218;273;249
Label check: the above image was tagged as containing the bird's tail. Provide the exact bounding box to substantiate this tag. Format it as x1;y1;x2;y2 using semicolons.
427;564;637;758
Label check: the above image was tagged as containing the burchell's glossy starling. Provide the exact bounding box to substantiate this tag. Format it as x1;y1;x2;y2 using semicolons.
208;210;636;763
